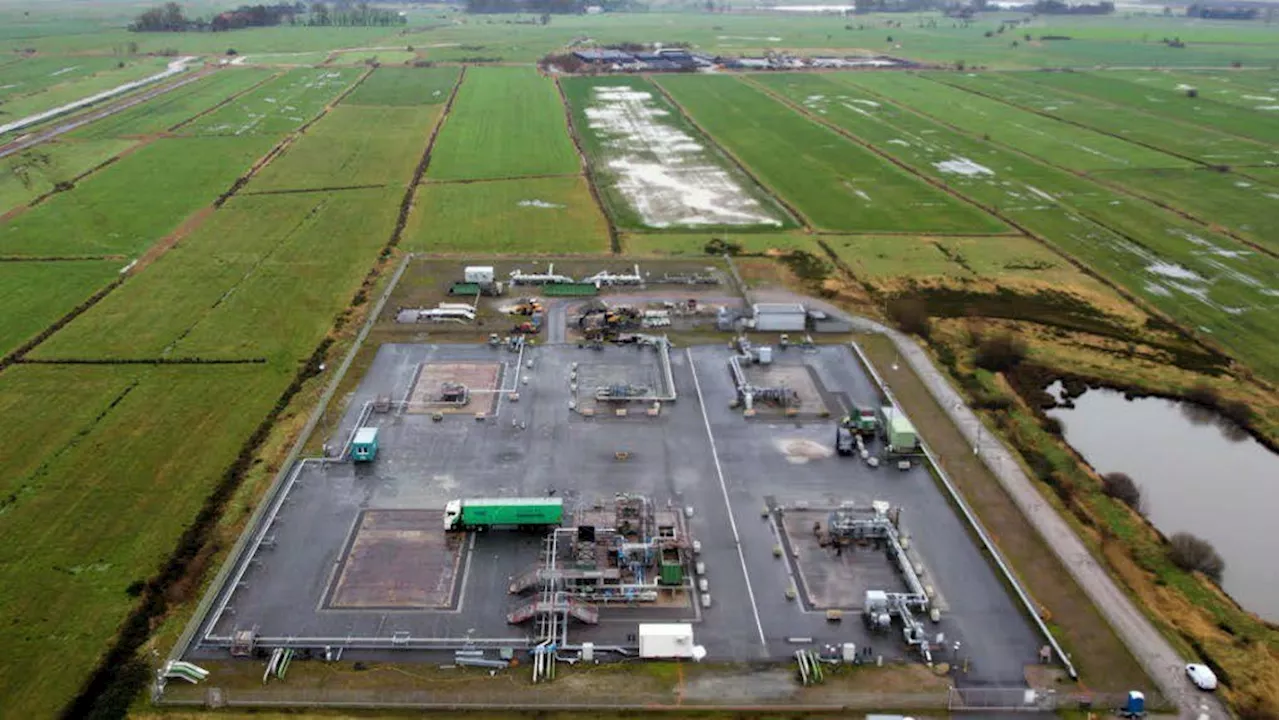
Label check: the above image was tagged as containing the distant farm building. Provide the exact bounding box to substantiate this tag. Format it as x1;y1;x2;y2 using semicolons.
566;48;910;74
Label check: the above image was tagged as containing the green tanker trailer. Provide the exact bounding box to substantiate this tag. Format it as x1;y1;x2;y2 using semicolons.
442;497;563;532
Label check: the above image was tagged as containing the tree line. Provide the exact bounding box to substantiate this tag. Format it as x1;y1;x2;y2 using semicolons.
130;1;406;32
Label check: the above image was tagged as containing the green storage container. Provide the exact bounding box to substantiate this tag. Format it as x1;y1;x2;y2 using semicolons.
543;283;598;297
660;562;683;586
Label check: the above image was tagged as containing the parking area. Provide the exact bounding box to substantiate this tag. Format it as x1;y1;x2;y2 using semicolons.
187;341;1042;686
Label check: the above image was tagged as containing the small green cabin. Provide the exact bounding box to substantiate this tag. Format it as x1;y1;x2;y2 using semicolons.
351;427;379;462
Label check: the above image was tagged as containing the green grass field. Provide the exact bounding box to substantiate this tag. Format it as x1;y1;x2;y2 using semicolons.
0;260;119;357
425;66;580;181
1090;167;1278;253
179;67;362;136
342;66;458;107
0;363;288;720
0;138;134;215
0;55;171;133
825;233;1121;293
0;55;144;103
172;190;400;361
0;135;277;257
830;72;1190;172
34;188;400;361
1095;69;1279;112
657;74;1010;234
1021;71;1277;145
405;176;610;253
932;72;1276;167
1235;165;1279;183
246;104;441;191
560;75;794;231
70;67;276;139
753;71;1277;377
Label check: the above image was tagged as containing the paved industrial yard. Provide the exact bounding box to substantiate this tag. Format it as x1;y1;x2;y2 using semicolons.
188;341;1041;686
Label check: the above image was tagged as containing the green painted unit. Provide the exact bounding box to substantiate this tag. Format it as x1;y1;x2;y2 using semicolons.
878;406;919;454
444;497;563;530
543;283;598;297
660;562;683;586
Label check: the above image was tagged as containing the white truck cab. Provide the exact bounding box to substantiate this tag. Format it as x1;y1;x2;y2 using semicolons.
443;500;463;531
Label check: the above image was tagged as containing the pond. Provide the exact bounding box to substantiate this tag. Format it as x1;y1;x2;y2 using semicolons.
1045;383;1278;621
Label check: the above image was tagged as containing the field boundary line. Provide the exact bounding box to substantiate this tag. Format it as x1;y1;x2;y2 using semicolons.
17;357;268;365
739;74;1016;237
0;254;128;262
240;183;391;196
807;76;1258;384
422;171;583;185
390;65;466;247
552;74;619;253
0;275;124;371
6;129;178;221
884;77;1277;258
153;203;328;357
813;229;1021;238
921;73;1257;168
213;66;374;208
168;69;285;134
648;75;811;232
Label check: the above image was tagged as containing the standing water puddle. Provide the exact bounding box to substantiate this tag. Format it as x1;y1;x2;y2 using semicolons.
1045;382;1278;620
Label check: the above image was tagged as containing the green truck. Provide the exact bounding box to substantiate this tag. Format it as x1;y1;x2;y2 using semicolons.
443;497;564;532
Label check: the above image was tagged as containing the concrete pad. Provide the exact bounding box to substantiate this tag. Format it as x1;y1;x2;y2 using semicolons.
779;509;908;609
407;362;502;414
326;510;464;610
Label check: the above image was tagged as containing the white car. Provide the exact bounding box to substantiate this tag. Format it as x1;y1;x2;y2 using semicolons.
1186;663;1218;691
